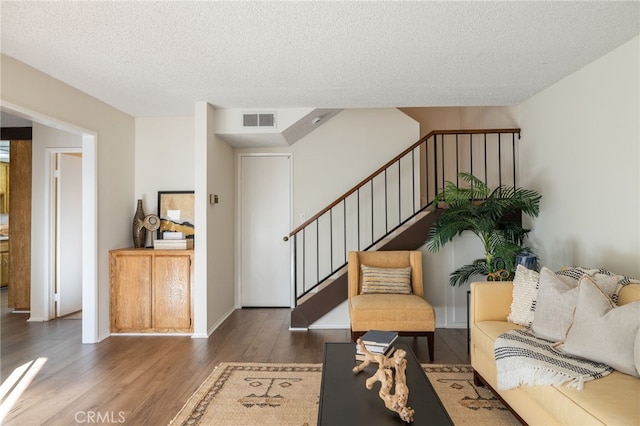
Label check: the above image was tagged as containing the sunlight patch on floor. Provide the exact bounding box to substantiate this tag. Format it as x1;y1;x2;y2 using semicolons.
0;357;47;422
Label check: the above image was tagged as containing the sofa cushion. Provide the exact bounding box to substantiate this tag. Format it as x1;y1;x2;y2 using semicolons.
360;264;412;294
530;267;579;342
522;370;640;426
473;320;522;362
349;294;434;332
507;265;539;327
560;276;640;377
618;283;640;305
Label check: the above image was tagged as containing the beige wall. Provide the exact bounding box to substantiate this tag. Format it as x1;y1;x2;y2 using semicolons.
293;108;420;223
206;112;235;335
203;106;236;332
1;55;135;340
135;116;195;245
515;35;639;278
194;103;236;336
399;106;517;138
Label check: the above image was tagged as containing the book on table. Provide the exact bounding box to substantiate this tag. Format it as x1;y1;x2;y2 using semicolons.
355;330;399;361
360;330;398;347
355;345;395;361
358;343;392;354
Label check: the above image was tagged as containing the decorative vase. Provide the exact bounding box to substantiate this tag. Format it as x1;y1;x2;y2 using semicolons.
515;251;538;271
132;199;146;248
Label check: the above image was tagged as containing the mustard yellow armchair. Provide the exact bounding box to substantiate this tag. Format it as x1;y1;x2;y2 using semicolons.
348;250;436;361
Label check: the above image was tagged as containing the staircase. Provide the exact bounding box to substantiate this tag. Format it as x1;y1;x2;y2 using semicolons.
289;128;521;328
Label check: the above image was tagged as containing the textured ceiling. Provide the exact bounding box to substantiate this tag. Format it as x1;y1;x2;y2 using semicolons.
1;1;638;117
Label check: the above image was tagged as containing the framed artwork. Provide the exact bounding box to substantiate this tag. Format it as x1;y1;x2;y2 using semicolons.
157;191;195;239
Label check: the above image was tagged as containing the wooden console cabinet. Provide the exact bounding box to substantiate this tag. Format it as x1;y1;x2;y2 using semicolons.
110;248;193;333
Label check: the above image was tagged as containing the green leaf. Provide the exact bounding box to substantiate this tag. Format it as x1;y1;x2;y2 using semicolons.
449;259;489;286
425;172;542;286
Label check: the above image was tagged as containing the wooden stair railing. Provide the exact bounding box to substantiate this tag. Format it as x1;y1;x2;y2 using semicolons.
289;128;521;326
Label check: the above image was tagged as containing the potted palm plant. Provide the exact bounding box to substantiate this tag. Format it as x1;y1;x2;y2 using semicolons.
426;173;541;286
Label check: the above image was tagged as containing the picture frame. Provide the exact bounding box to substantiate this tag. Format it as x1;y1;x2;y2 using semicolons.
157;191;195;240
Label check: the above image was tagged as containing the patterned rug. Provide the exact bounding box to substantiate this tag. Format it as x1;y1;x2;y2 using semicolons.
169;363;519;426
423;365;519;425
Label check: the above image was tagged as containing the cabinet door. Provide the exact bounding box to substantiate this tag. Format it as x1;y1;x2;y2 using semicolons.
153;254;191;331
111;254;152;331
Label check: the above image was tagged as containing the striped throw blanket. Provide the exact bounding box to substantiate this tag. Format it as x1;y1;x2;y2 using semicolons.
494;329;612;391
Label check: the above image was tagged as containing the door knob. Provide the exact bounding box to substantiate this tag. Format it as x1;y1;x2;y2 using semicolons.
283;236;289;242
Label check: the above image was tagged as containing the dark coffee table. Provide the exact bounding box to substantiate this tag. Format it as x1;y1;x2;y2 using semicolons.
318;342;453;425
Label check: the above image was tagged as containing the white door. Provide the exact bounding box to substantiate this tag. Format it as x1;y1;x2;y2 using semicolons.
56;153;83;317
240;154;291;307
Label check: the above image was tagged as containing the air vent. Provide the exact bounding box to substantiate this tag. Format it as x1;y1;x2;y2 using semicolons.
242;113;276;128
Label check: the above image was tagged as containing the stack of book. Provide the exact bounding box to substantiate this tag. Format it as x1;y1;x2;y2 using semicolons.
153;239;193;250
153;232;194;250
355;330;398;361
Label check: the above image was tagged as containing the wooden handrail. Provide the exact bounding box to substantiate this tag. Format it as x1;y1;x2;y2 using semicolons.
289;128;520;236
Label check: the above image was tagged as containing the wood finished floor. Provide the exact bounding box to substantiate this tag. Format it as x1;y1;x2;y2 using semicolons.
1;288;469;425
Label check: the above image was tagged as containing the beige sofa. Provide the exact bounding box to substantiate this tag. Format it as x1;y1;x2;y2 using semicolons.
470;281;640;425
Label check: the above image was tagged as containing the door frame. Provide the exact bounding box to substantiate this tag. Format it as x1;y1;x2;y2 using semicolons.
236;153;293;308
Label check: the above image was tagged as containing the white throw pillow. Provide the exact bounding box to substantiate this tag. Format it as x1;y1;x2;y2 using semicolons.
560;276;640;378
507;265;539;327
530;267;579;342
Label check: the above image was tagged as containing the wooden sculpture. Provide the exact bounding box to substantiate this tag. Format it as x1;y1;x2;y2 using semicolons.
352;339;415;423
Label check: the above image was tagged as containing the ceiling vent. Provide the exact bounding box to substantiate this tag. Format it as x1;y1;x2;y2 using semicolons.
242;113;276;128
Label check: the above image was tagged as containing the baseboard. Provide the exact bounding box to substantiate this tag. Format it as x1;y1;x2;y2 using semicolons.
199;306;235;338
27;315;47;322
191;333;209;339
308;324;349;330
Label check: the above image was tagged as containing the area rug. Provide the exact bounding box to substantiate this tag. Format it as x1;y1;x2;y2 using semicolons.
170;362;519;426
423;364;519;425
